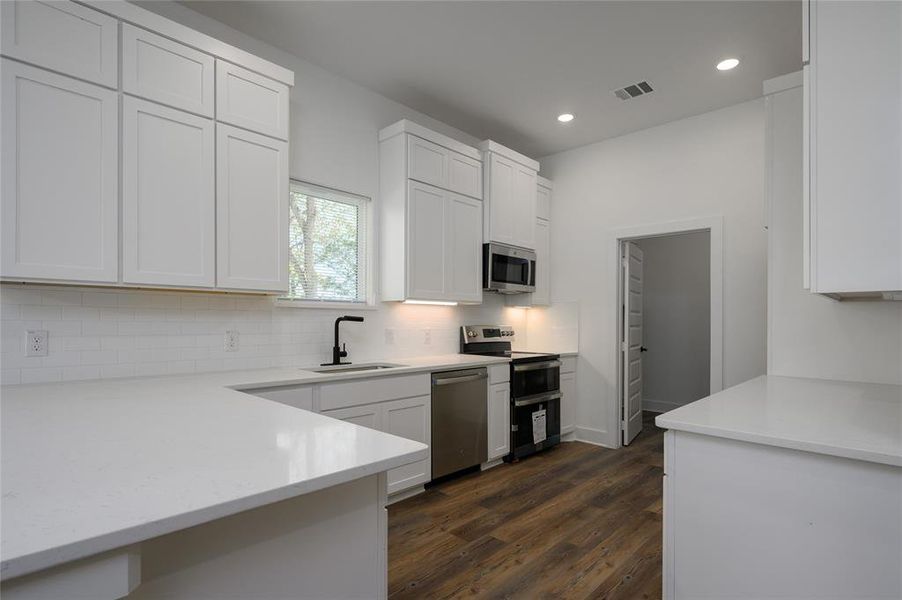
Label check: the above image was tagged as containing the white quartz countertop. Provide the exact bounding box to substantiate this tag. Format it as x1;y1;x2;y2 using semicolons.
0;354;509;580
656;375;902;467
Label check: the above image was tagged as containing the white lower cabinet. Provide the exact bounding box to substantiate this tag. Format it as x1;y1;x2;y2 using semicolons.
122;97;215;287
487;382;510;461
1;59;119;283
216;124;289;292
322;392;431;495
382;396;431;494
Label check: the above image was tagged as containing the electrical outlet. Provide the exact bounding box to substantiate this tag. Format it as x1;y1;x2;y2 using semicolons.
26;330;48;357
384;328;396;346
224;330;239;352
423;329;431;345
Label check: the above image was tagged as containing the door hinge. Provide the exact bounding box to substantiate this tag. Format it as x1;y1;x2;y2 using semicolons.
620;341;627;352
511;424;519;432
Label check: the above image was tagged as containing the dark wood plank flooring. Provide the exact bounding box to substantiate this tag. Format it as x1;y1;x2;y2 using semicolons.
388;412;664;599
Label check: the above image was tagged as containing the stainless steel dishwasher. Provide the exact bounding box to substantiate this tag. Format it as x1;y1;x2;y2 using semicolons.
431;368;488;479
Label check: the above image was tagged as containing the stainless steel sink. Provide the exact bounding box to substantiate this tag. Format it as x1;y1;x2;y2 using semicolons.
310;363;404;374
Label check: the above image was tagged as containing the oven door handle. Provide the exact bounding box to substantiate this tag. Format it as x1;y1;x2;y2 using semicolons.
514;391;562;407
513;360;561;372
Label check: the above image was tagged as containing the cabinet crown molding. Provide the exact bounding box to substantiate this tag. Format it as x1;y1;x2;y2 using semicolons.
478;140;540;171
378;119;481;161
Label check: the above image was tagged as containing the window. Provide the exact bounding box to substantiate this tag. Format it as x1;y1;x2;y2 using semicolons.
283;181;369;305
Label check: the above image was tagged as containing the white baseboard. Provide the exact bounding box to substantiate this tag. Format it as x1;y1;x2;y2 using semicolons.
573;425;617;449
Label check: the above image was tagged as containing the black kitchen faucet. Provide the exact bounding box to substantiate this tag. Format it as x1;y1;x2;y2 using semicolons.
322;316;364;366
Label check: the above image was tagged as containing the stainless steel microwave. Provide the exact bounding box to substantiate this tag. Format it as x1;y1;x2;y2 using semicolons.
483;242;536;294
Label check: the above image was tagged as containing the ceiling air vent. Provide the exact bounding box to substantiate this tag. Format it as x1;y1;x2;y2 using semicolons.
613;80;654;101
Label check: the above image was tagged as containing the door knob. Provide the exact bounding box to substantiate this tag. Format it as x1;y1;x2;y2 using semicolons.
640;346;648;352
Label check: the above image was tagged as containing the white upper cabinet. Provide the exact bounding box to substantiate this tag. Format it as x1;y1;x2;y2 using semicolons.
407;133;482;199
216;124;289;292
480;140;539;250
122;24;214;117
379;120;484;304
531;219;551;306
0;0;118;88
805;0;902;295
216;60;289;140
122;97;215;287
1;59;118;282
1;1;294;292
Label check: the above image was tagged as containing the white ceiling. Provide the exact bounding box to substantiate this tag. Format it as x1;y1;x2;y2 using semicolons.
182;1;801;158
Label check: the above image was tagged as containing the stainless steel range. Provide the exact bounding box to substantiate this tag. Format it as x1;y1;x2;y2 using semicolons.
460;325;561;460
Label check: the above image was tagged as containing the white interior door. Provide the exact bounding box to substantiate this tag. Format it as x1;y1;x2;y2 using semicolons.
622;241;645;444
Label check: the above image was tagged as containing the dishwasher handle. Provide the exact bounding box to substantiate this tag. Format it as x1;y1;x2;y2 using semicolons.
432;370;488;386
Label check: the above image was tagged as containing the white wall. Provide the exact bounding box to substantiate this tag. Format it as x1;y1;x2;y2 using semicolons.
541;100;768;447
0;1;529;386
766;83;902;385
637;232;711;413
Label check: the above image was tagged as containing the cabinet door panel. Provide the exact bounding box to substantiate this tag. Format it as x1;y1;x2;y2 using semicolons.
321;405;381;430
536;184;551;221
810;1;902;293
407;135;447;189
216;124;289;292
0;0;118;88
560;371;576;435
446;192;482;303
383;395;431;494
513;165;537;249
487;382;510;461
448;151;482;199
532;219;550;306
487;154;515;245
122;24;215;117
123;97;215;287
1;60;118;282
216;60;289;140
406;181;446;300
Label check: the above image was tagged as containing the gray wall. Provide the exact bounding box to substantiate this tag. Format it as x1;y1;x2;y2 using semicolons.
637;232;711;412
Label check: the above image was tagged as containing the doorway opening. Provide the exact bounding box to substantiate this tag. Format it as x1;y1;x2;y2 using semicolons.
613;217;723;446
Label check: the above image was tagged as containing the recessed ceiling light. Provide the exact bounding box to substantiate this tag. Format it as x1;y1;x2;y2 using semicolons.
557;113;574;123
716;58;740;71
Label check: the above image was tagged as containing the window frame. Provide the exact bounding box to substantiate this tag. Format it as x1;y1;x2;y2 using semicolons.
276;179;375;309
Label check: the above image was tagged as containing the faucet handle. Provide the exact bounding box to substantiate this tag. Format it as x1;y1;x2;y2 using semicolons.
340;343;348;358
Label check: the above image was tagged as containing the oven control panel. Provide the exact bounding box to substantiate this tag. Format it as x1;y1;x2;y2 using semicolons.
462;325;515;343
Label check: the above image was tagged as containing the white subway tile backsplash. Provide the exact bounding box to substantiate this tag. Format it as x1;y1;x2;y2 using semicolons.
0;283;526;385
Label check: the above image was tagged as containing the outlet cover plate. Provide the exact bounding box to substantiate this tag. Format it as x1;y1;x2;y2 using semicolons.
26;330;48;357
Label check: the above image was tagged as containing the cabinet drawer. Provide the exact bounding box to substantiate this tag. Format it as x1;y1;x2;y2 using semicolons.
122;24;215;117
321;404;380;430
561;356;577;374
216;60;289;140
488;364;510;384
319;373;430;411
1;0;118;88
247;385;314;411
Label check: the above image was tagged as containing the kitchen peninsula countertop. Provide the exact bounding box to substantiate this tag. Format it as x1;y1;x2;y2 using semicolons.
0;354;510;580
